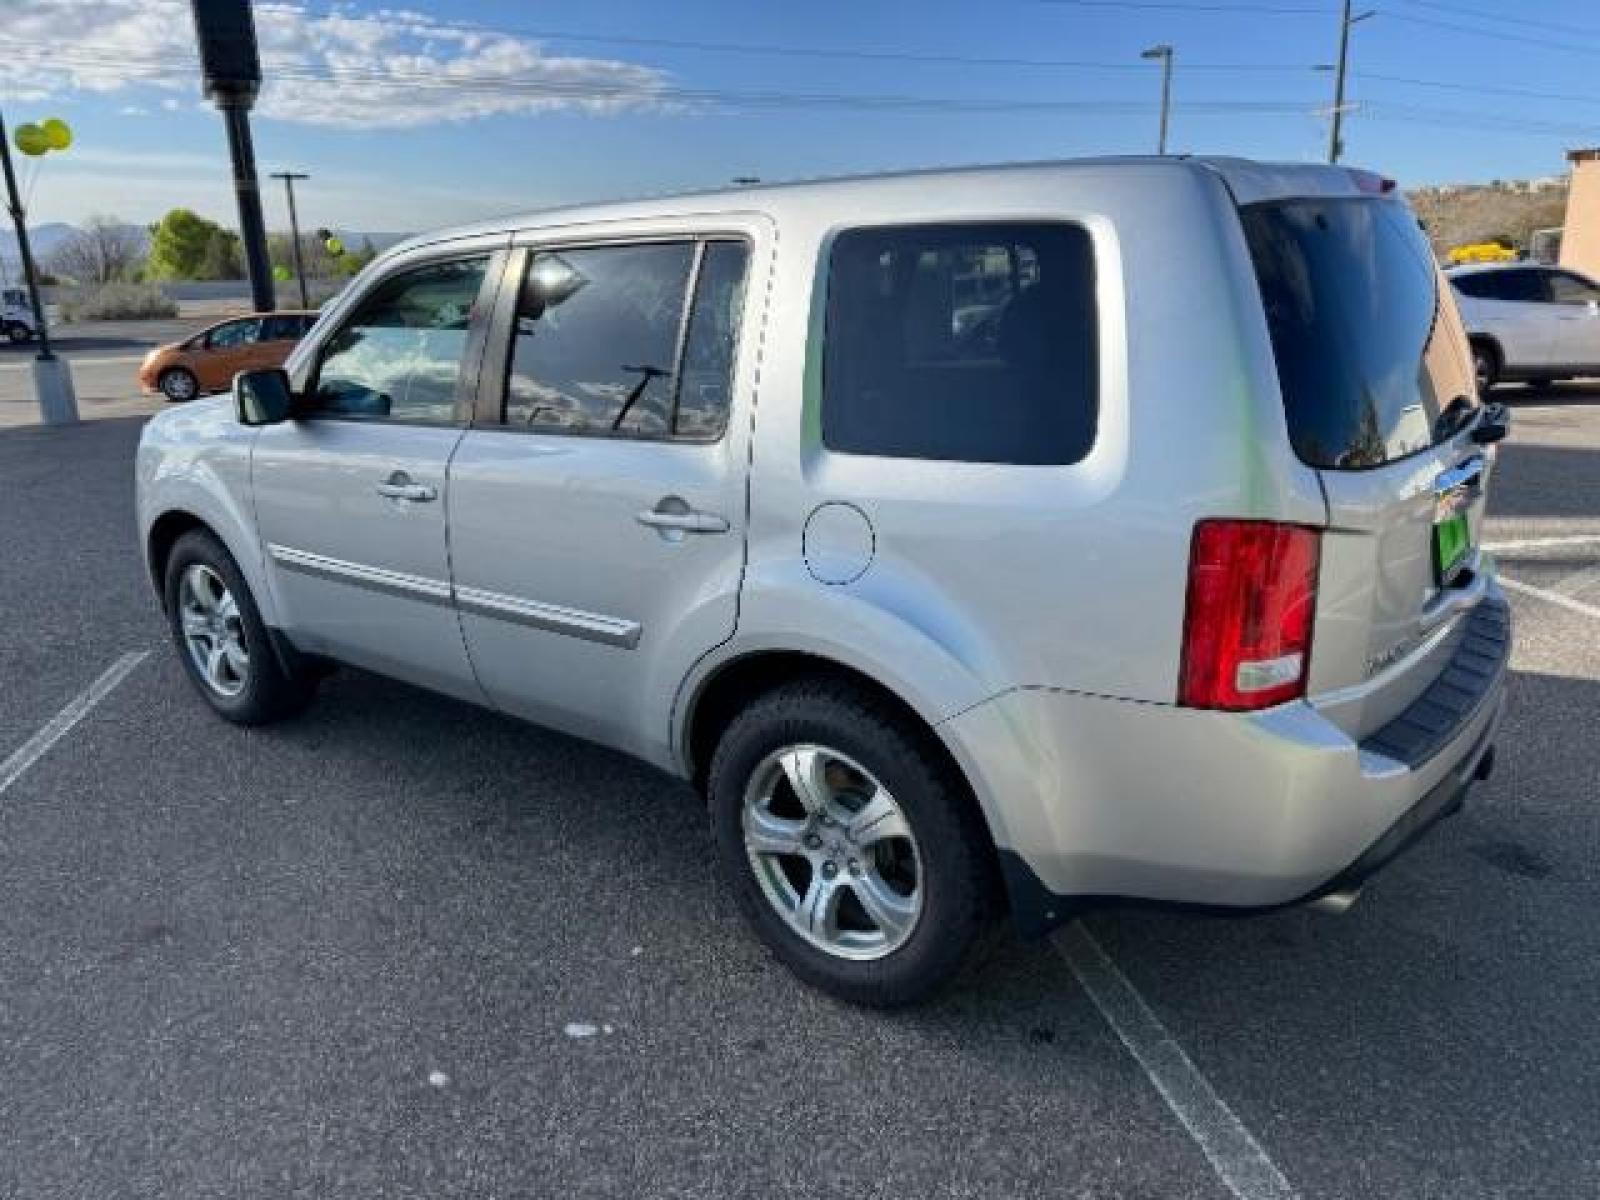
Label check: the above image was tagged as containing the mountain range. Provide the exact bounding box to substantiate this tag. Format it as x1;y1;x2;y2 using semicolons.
0;223;409;273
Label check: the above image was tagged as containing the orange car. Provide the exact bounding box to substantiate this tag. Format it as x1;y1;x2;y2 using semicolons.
138;311;318;403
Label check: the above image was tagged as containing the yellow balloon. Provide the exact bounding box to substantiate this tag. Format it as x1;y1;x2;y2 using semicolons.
41;118;71;151
13;123;49;157
324;236;344;257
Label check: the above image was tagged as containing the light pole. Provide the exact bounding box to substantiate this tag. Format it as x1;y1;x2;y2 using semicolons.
1141;44;1174;155
271;171;310;309
1327;0;1375;164
191;0;275;312
0;108;76;423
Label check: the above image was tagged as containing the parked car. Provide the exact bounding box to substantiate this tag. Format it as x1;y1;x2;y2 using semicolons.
2;286;37;343
136;159;1510;1007
1447;262;1600;390
1447;241;1517;266
137;311;318;402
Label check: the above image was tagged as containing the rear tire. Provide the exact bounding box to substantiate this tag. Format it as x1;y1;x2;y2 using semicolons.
1471;341;1500;393
707;679;995;1008
159;367;199;403
163;529;317;725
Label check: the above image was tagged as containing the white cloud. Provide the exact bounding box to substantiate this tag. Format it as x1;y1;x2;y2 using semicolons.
0;0;672;129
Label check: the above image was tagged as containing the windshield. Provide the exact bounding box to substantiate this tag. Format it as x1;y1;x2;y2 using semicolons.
1242;196;1476;470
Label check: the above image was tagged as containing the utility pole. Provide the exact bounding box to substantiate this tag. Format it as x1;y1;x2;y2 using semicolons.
0;106;76;423
1141;45;1175;155
1327;0;1375;164
191;0;274;312
271;171;310;309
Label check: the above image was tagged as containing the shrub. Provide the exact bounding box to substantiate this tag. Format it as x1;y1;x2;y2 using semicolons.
58;282;179;321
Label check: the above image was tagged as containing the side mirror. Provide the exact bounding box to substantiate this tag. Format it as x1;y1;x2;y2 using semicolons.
233;368;296;426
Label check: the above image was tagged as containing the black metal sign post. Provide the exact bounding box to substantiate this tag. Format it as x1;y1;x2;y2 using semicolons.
1;105;77;423
192;0;274;312
0;107;53;360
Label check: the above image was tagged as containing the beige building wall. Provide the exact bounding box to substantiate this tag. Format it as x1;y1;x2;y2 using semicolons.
1559;149;1600;277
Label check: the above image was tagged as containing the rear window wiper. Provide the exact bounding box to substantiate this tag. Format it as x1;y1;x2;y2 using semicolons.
1469;400;1511;445
1432;394;1477;442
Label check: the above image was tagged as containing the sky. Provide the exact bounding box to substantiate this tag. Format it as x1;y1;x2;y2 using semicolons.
2;0;1598;236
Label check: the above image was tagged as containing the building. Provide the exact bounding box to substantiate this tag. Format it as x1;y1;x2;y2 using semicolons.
1559;149;1600;278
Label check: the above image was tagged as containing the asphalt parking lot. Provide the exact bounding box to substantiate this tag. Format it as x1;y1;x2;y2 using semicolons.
1;389;1598;1198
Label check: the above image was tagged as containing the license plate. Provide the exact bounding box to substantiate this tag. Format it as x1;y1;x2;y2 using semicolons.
1434;512;1472;584
1433;458;1483;586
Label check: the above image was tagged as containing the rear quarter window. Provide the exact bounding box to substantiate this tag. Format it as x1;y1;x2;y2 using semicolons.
821;222;1097;465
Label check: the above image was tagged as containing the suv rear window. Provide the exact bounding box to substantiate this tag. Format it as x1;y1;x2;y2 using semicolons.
822;222;1097;465
1243;197;1475;470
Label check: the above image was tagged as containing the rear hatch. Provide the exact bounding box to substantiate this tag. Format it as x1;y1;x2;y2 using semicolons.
1240;183;1494;740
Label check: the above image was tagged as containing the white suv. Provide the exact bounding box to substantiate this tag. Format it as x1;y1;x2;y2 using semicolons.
137;159;1511;1006
1447;262;1600;390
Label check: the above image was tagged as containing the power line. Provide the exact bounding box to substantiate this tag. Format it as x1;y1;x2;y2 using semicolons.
1036;0;1326;12
1380;11;1600;55
0;25;1316;77
1356;71;1600;111
1364;102;1600;140
1390;0;1600;40
1;48;1326;117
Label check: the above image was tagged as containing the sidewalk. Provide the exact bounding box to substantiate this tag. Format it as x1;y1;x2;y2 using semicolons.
0;355;165;430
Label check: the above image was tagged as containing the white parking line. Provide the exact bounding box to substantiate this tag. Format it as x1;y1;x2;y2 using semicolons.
1486;534;1600;553
0;651;149;796
1054;922;1298;1200
1499;576;1600;622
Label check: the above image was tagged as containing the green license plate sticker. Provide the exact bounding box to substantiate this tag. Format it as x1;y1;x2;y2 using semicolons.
1435;512;1472;582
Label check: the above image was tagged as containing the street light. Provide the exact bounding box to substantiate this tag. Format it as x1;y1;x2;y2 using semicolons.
1141;44;1174;155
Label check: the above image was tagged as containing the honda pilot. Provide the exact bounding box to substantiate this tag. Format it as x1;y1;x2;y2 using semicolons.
136;158;1511;1006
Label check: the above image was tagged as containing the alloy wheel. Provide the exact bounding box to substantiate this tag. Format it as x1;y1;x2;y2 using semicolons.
178;563;249;697
162;370;198;402
742;744;923;961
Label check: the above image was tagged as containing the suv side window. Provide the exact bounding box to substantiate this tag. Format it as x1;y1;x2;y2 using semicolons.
207;318;262;349
1548;271;1600;305
503;240;749;440
261;315;305;341
822;222;1097;465
1465;272;1542;305
309;256;488;423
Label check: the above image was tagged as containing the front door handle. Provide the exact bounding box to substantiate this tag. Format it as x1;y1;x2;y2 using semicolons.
636;500;729;535
375;471;437;503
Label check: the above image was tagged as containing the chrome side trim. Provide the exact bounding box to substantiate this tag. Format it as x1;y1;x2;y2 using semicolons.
455;585;642;648
267;544;454;607
267;544;642;647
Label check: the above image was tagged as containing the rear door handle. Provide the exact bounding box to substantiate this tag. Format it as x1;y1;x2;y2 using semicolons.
636;504;729;534
375;471;437;503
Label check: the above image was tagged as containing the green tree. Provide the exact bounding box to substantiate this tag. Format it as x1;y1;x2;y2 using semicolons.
146;209;241;280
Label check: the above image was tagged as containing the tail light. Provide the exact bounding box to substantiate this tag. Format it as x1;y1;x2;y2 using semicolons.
1179;520;1321;711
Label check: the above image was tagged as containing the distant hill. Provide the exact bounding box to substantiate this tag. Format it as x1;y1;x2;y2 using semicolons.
0;222;82;269
1;224;409;273
1408;180;1569;260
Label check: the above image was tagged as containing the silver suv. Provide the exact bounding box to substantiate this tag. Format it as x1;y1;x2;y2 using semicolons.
137;158;1511;1006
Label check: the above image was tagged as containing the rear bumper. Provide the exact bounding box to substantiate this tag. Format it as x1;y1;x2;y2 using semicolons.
941;588;1511;934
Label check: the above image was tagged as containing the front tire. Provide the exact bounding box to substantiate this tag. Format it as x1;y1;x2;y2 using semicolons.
163;530;317;724
159;367;199;403
708;680;995;1008
1471;341;1500;393
4;322;31;345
